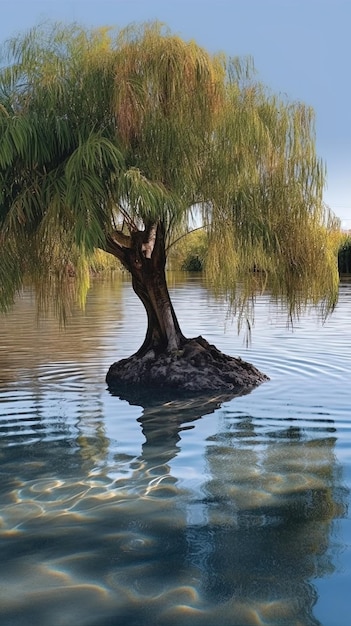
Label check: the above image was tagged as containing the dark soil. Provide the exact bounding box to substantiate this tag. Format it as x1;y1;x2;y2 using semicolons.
106;335;269;397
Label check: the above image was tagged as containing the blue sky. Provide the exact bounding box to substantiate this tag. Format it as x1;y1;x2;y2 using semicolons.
1;0;350;227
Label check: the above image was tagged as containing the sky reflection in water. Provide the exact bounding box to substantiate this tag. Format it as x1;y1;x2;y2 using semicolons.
0;275;350;626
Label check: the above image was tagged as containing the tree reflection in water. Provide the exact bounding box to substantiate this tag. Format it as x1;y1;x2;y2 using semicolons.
1;278;350;625
0;384;347;626
107;388;347;626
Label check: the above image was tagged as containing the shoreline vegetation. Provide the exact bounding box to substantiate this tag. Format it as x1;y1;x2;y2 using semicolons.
89;231;351;276
338;234;351;274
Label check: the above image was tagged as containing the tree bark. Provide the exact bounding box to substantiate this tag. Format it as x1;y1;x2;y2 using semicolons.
105;221;268;394
105;221;186;356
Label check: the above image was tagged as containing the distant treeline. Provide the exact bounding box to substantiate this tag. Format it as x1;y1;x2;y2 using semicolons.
338;236;351;274
172;230;351;276
90;233;351;275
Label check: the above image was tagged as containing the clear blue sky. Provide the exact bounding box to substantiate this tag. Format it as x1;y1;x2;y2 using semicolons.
1;0;350;227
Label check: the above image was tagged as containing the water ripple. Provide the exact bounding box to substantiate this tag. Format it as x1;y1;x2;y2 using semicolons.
0;277;350;626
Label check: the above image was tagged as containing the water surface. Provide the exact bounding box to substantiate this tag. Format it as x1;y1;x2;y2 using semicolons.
0;274;350;626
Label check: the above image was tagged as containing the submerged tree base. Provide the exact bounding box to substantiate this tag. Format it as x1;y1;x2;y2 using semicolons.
106;336;269;395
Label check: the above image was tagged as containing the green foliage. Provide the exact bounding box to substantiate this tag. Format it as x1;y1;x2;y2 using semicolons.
167;229;207;271
0;21;341;324
90;249;122;273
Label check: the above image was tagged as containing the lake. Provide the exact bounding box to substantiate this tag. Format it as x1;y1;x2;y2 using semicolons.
0;273;350;626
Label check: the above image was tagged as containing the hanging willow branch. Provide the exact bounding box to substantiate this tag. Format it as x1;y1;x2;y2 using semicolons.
0;20;340;324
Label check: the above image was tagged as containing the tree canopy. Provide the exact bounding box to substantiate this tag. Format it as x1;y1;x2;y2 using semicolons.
0;21;340;330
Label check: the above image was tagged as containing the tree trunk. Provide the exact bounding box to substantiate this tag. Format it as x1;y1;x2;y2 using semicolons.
106;221;186;357
105;220;268;395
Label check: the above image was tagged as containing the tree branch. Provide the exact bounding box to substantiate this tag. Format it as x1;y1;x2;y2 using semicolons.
108;229;132;248
110;201;138;233
166;225;206;252
103;230;132;266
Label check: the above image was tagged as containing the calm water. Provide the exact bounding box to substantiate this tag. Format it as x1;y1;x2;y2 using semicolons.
0;274;350;626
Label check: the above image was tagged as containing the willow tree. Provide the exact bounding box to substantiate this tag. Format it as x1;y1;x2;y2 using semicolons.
0;22;340;394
